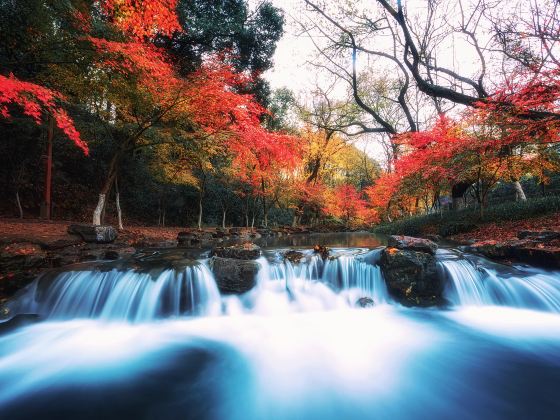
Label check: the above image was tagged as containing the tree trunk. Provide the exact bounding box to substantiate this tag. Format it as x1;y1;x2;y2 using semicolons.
93;193;106;226
15;191;23;219
42;115;54;220
115;177;123;231
513;180;527;201
222;208;227;229
451;182;471;211
197;192;203;230
93;152;120;225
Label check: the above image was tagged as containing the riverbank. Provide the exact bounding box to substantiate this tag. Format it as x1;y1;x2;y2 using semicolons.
0;218;353;303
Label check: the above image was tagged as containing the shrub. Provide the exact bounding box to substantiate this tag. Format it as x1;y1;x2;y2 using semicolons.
372;195;560;237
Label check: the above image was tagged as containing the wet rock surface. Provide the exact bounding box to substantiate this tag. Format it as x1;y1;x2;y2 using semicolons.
284;250;305;264
356;297;374;308
211;243;261;260
380;236;442;307
68;225;118;244
465;230;560;269
313;244;330;259
387;235;438;255
211;257;260;294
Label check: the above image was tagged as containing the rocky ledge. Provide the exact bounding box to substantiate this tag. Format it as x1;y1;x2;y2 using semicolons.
464;230;560;269
379;235;443;307
209;243;262;294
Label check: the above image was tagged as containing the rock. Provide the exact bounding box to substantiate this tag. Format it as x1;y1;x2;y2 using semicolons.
510;246;560;269
313;244;330;259
518;230;560;242
104;250;120;260
425;234;442;243
68;224;117;244
212;243;261;260
257;228;274;237
387;235;438;255
177;231;199;246
211;257;260;294
284;250;305;264
356;297;374;308
42;238;82;250
467;239;535;260
380;247;442;307
0;242;47;270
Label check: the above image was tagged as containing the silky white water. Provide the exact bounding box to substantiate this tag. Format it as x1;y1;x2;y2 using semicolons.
1;244;560;419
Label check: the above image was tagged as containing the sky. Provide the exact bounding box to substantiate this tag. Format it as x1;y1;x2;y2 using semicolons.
263;0;313;93
262;0;390;161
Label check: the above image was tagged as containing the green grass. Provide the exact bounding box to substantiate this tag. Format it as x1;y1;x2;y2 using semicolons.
372;195;560;237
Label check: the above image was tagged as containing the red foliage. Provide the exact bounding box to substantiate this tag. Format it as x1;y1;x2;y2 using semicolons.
474;67;560;146
324;184;377;226
98;0;181;39
0;74;88;154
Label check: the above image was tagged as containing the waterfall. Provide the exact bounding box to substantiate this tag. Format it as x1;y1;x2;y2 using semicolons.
439;255;560;312
5;262;221;322
267;249;389;304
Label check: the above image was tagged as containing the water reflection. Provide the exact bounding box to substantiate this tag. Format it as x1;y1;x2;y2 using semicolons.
252;231;386;248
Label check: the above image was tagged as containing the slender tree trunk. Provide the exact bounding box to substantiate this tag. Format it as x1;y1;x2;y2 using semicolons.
93;194;106;226
197;191;203;230
115;176;123;231
261;177;268;228
93;154;119;225
513;180;527;201
222;208;227;229
42;115;54;220
15;191;23;219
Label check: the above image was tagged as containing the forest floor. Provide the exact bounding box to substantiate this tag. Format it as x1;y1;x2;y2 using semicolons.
448;211;560;243
0;218;190;246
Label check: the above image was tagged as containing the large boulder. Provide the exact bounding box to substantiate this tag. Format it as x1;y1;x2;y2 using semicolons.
212;243;261;260
68;224;117;244
211;257;260;294
387;235;438;255
518;230;560;243
380;246;442;307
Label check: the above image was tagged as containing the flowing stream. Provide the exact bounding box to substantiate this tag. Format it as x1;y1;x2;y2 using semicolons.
1;236;560;419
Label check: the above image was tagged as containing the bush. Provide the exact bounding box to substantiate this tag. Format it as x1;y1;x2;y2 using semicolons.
438;222;477;237
372;195;560;237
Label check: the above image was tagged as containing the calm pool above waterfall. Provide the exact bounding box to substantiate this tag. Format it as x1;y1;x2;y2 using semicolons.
1;232;560;419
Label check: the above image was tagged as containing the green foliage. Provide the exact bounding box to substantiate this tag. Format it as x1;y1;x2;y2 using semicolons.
372;196;560;236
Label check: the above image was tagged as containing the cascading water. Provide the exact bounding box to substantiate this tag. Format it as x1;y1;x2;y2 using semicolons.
4;262;222;322
2;238;560;418
439;251;560;312
223;249;389;315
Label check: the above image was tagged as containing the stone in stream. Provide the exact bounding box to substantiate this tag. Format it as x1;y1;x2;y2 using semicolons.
211;257;260;294
284;250;305;264
211;243;261;260
380;235;442;307
68;224;117;244
387;235;438;255
313;244;330;259
209;243;262;294
356;297;374;308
